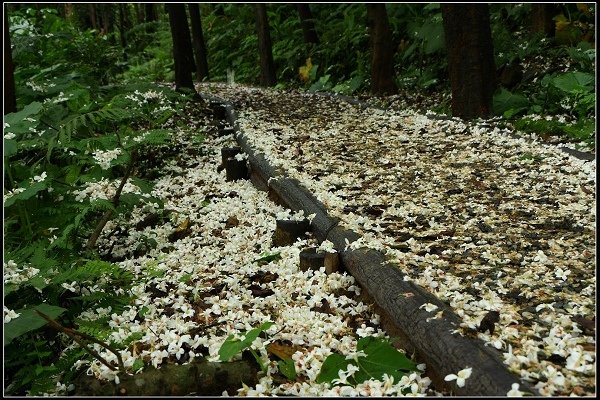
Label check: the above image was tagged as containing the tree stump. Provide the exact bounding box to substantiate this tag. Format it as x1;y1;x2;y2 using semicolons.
221;146;248;181
211;102;228;120
299;247;339;273
272;219;310;246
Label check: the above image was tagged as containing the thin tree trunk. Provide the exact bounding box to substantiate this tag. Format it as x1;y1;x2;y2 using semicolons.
166;3;196;91
366;4;397;96
255;4;276;86
4;4;17;114
145;3;156;22
531;4;557;37
295;4;319;45
88;3;98;30
117;3;128;52
134;3;143;24
188;4;210;82
441;4;496;119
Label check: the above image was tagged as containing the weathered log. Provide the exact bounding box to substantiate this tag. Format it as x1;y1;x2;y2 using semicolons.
272;219;310;247
299;247;339;273
73;358;259;396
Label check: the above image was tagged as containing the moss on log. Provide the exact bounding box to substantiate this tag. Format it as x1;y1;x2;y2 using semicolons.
73;358;259;396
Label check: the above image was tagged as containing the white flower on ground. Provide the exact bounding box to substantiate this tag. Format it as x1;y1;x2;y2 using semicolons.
332;363;361;385
444;366;472;388
4;306;21;323
419;303;438;312
507;383;525;396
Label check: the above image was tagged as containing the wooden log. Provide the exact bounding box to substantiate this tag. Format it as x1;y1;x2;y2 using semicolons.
272;219;310;247
299;247;339;273
72;358;259;396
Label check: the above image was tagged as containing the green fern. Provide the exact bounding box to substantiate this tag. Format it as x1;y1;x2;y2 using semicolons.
58;108;130;145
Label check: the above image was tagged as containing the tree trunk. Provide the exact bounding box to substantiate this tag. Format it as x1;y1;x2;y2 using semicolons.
100;4;112;35
145;3;157;22
366;4;397;96
188;4;210;82
441;4;496;120
88;3;98;30
254;4;276;87
134;4;143;24
295;4;319;45
166;3;196;91
4;4;17;114
531;4;556;37
117;3;128;51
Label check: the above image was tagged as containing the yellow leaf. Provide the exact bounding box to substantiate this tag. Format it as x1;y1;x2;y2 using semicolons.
576;3;591;16
299;58;313;83
176;217;191;232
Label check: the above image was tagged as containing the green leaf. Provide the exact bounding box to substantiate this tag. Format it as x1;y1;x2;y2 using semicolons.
218;321;274;361
316;337;417;386
4;138;17;157
4;304;67;346
493;88;529;116
132;359;145;372
3;180;48;208
252;252;281;264
316;353;349;384
551;71;594;93
278;358;297;380
4;102;43;134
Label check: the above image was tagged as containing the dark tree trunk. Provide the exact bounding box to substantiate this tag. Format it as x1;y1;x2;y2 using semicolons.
441;4;496;120
254;4;276;86
212;4;225;16
99;4;112;35
166;3;196;91
4;5;17;114
188;4;210;82
88;3;98;30
134;3;143;24
366;4;397;96
295;4;319;45
145;3;157;22
117;3;128;51
531;4;557;37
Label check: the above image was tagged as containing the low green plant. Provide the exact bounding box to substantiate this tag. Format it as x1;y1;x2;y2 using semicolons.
316;336;418;387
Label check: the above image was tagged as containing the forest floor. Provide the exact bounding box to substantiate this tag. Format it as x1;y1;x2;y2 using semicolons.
198;82;596;397
54;82;595;397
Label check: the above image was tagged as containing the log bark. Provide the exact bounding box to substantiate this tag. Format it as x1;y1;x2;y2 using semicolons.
73;358;259;396
441;4;496;120
254;4;277;87
366;4;398;96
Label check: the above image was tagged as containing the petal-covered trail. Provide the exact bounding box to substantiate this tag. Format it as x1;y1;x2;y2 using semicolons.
200;82;596;397
66;95;434;396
